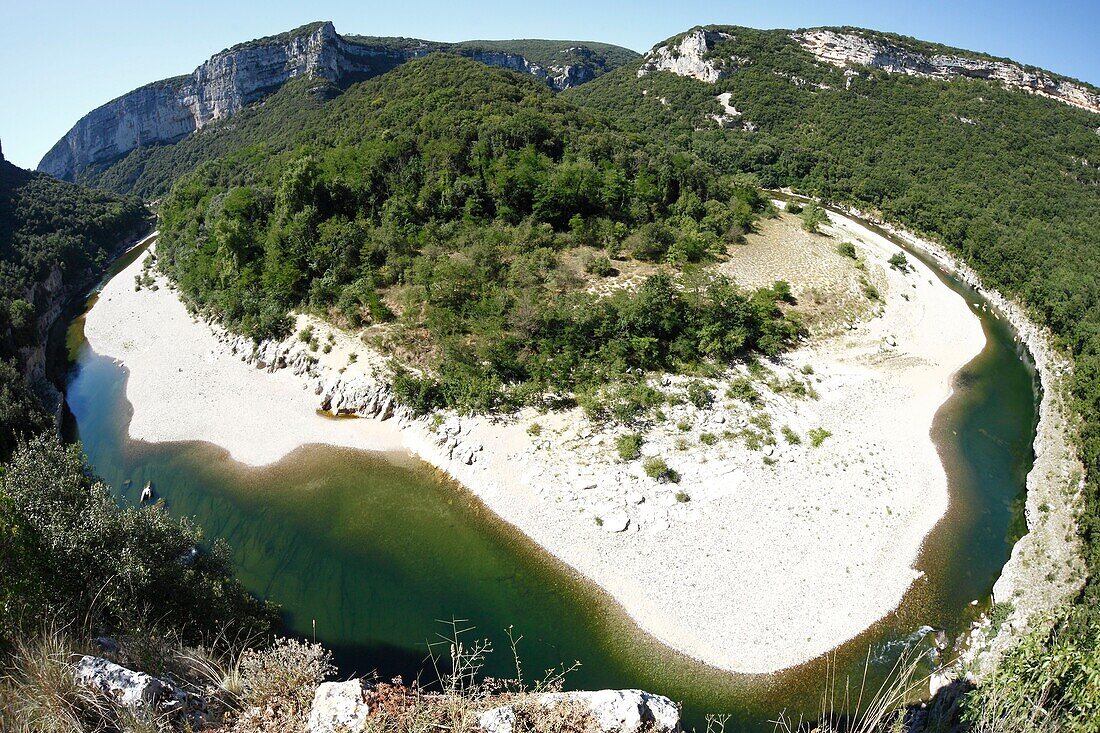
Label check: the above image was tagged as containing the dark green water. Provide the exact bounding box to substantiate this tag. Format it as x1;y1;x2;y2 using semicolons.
63;221;1039;731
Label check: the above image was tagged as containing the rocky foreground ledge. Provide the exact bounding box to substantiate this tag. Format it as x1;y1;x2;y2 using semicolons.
73;654;681;733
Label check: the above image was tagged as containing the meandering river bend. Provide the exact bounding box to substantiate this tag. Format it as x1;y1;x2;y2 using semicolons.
63;219;1038;731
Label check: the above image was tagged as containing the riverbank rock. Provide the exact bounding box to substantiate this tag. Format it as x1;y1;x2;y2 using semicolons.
308;679;375;733
73;655;204;726
479;690;680;733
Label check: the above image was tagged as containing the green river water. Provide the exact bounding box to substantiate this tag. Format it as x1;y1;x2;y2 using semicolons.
62;221;1039;731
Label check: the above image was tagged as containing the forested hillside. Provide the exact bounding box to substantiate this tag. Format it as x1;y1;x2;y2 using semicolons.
567;25;1100;727
0;147;274;720
155;55;800;416
7;20;1100;731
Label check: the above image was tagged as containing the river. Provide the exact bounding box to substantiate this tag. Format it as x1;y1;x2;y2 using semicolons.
62;218;1039;731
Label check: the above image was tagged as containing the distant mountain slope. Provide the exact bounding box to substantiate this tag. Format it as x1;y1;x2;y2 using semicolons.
37;21;638;185
564;25;1100;315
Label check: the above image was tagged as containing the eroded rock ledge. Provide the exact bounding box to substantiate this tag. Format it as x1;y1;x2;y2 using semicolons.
794;29;1100;114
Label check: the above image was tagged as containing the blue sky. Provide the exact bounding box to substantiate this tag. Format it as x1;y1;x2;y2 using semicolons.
2;0;1098;170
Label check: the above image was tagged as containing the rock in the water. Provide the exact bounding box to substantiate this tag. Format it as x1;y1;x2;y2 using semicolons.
73;655;204;725
479;689;680;733
308;679;374;733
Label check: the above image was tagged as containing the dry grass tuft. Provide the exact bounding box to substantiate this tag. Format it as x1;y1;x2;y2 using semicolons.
771;648;931;733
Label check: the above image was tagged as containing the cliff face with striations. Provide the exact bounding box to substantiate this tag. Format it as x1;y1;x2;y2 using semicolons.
794;29;1100;114
39;22;632;183
636;28;734;83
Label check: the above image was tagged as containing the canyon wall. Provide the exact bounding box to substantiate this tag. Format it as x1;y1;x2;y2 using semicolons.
794;29;1100;114
39;22;627;182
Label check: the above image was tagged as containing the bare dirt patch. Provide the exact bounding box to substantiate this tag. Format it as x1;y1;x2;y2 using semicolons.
718;211;887;335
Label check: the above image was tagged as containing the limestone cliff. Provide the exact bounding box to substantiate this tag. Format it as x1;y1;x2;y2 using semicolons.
794;29;1100;115
39;22;633;183
637;28;735;83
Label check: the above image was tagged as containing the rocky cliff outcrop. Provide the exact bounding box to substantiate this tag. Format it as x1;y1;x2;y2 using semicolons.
462;47;599;90
637;28;734;83
794;29;1100;114
39;22;625;182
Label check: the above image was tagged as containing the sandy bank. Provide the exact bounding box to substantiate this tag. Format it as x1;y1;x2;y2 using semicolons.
834;207;1086;676
83;208;985;675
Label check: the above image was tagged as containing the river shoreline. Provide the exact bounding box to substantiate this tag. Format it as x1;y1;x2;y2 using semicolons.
83;209;992;675
828;203;1086;676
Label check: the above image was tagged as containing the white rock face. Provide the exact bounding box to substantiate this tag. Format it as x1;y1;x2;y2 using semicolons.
479;690;680;733
73;655;204;725
637;29;732;83
464;48;600;90
794;29;1100;114
39;23;347;181
709;91;743;127
308;680;374;733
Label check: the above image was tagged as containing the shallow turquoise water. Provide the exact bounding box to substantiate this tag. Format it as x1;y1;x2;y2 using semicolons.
63;222;1039;731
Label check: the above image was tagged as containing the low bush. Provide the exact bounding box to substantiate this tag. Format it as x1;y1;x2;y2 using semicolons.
238;637;334;726
888;252;912;272
686;381;715;409
801;203;829;233
583;252;615;277
726;377;760;405
642;456;679;483
615;432;643;461
808;427;832;447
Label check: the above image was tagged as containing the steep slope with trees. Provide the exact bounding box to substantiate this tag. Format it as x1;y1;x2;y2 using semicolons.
0;143;273;676
38;21;638;190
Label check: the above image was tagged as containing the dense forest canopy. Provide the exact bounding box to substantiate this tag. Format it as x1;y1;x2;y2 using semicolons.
156;55;800;415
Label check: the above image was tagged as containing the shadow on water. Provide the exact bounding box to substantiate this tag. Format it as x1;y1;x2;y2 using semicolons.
63;214;1039;731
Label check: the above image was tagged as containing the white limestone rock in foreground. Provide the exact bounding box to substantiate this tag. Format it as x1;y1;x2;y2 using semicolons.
308;680;374;733
74;655;204;726
479;690;680;733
